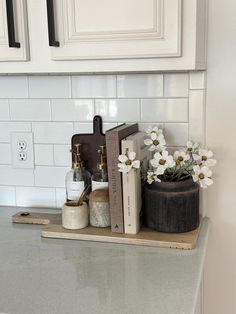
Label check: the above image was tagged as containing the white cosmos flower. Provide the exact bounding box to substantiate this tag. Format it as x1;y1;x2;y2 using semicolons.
145;126;163;136
118;151;140;173
187;141;199;154
147;171;160;184
147;167;164;184
150;150;175;173
192;165;213;188
193;149;216;167
144;132;166;152
173;150;190;166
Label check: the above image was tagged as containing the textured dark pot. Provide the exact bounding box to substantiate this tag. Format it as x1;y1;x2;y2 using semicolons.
143;179;199;233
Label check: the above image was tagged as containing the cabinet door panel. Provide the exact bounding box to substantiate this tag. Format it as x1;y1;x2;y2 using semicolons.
0;0;29;61
52;0;182;60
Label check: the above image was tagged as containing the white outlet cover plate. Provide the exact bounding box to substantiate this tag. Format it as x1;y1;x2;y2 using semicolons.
11;132;34;169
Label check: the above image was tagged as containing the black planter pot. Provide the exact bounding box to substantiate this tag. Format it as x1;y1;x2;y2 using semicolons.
143;179;199;233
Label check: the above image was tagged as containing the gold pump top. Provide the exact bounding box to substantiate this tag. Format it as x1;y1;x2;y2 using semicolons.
97;145;107;170
72;144;83;168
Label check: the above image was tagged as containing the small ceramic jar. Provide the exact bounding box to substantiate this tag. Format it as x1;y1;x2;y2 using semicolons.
62;201;88;230
89;189;110;227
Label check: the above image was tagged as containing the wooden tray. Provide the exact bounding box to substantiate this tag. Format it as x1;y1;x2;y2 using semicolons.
41;219;203;250
12;211;202;249
12;211;62;225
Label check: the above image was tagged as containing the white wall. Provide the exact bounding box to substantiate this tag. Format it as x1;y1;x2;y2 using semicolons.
0;72;205;208
205;0;236;313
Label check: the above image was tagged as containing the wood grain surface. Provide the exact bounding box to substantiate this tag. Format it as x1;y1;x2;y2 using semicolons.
12;212;62;225
71;115;106;175
41;218;203;250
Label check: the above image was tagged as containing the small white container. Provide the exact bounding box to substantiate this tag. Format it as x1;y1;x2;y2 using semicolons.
62;201;88;230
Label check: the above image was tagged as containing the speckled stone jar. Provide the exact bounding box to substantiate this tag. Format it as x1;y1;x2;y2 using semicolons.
89;189;110;227
143;179;199;233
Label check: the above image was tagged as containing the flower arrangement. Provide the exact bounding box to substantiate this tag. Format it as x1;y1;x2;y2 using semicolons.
118;126;216;189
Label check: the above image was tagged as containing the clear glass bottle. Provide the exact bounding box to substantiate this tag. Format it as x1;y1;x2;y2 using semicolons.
91;145;109;191
66;144;91;201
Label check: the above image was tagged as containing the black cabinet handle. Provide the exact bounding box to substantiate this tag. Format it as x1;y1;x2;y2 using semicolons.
6;0;20;48
46;0;59;47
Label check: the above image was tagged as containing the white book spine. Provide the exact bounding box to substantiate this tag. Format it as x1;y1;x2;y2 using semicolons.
122;140;140;234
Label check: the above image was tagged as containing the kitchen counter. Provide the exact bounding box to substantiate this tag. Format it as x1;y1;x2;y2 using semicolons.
0;207;209;314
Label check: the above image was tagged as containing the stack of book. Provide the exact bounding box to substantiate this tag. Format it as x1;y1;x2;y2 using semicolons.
106;124;149;234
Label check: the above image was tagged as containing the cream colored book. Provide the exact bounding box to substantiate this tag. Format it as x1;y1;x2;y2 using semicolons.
121;132;149;234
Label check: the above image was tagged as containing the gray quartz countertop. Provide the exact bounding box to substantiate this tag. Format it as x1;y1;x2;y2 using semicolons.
0;206;209;314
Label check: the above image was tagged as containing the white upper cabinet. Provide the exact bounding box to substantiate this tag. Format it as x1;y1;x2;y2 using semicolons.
0;0;208;73
52;0;182;60
0;0;29;61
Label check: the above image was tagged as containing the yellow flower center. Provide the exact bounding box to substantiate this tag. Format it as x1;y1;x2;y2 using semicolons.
178;156;184;162
159;159;166;165
125;160;132;166
199;173;205;180
202;156;207;161
153;140;160;146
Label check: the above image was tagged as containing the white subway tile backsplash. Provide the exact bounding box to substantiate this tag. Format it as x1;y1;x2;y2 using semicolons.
117;74;163;98
73;122;117;134
141;98;188;122
164;74;189;97
72;75;116;98
0;186;16;206
0;72;206;208
73;122;93;134
189;71;206;90
0;144;11;164
29;76;70;98
189;90;206;144
95;99;139;122
9;99;51;121
34;166;69;188
0;100;10;120
164;123;188;146
54;145;71;166
0;122;31;142
56;188;66;208
0;76;28;98
0;166;34;186
32;122;73;144
51;99;94;121
16;187;56;208
34;144;54;166
138;123;164;133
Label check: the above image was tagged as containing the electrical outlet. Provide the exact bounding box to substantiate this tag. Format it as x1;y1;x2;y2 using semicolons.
18;152;27;161
18;140;27;150
11;132;34;169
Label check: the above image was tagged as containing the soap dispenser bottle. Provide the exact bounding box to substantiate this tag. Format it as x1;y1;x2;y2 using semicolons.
91;145;109;191
66;144;91;201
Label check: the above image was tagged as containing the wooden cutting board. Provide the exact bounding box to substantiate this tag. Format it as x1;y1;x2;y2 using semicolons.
12;211;62;225
71;115;110;175
41;218;203;250
12;211;203;249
